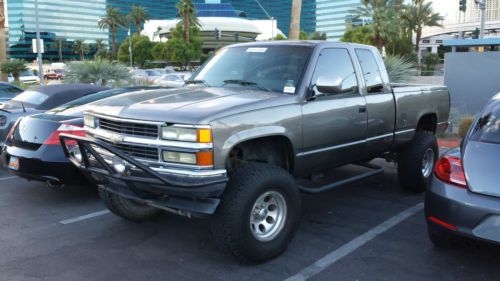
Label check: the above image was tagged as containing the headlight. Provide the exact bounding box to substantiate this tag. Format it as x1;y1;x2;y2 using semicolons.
84;115;96;129
162;151;197;165
161;126;212;143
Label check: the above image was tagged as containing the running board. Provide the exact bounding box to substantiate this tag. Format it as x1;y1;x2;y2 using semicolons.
298;163;384;194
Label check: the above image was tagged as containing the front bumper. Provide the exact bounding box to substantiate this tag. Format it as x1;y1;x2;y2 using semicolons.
59;133;228;216
425;176;500;244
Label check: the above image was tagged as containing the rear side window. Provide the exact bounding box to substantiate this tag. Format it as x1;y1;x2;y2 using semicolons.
355;49;385;94
470;102;500;144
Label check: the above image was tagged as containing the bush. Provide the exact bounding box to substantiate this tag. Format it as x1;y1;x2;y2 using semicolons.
65;58;131;86
1;60;27;81
384;55;417;83
458;116;474;138
423;53;440;75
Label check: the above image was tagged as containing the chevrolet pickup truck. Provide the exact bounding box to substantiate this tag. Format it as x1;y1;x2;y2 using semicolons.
60;42;450;262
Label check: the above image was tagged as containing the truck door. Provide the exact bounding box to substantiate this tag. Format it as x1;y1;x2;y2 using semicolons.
354;48;395;156
299;48;368;175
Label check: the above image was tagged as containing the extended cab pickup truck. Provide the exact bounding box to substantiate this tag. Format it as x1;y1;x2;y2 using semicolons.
60;42;450;262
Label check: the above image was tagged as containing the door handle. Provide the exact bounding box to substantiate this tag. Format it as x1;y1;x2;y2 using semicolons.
359;106;367;113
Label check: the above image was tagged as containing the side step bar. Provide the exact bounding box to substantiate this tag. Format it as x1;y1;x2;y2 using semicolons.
298;163;384;194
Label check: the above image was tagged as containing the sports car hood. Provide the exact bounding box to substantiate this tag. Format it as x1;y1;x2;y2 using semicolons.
463;141;500;198
86;86;295;124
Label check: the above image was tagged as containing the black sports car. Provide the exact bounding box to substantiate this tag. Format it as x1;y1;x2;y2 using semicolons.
0;84;109;145
1;87;158;188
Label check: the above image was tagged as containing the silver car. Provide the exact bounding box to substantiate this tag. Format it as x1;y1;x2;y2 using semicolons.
426;93;500;247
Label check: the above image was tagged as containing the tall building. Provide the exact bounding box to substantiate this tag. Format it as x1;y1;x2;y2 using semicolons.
315;0;363;41
108;0;316;43
6;0;108;61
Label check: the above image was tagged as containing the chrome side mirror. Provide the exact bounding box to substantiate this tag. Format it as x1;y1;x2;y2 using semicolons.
315;75;343;95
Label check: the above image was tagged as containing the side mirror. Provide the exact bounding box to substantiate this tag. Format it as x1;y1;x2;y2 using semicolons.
315;75;343;95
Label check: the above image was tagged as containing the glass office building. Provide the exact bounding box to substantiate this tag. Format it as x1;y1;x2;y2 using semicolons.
7;0;108;61
316;0;363;41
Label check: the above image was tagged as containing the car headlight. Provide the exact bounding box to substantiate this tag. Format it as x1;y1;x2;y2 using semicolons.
162;151;197;165
161;126;212;143
84;115;96;129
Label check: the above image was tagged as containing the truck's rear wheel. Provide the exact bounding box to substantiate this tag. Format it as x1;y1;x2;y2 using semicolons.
99;188;161;222
397;131;438;193
211;163;301;263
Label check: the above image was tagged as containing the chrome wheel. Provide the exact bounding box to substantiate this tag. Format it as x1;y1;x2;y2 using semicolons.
250;191;287;242
422;148;435;178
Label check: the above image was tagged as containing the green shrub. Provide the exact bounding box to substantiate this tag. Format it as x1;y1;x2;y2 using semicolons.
65;58;131;86
383;55;417;83
1;60;27;82
458;116;474;138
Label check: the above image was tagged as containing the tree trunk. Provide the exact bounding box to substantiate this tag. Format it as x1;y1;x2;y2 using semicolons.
111;26;117;58
289;0;302;40
136;21;141;34
58;41;62;62
415;26;422;52
183;12;190;42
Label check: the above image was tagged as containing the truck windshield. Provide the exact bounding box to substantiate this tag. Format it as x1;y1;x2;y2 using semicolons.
191;45;312;93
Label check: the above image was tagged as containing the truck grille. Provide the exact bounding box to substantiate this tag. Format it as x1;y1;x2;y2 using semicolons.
98;118;159;138
108;142;159;161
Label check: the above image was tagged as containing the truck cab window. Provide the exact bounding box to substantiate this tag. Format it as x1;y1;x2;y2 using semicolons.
355;49;385;94
311;48;359;97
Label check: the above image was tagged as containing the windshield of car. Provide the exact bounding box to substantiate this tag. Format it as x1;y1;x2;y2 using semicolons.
146;70;161;76
470;102;500;144
20;69;35;77
12;90;49;106
191;45;312;93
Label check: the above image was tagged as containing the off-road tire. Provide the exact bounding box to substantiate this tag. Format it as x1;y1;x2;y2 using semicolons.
99;188;162;222
211;163;301;263
397;131;438;192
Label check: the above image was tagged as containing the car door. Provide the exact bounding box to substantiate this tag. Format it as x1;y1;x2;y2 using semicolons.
354;48;395;156
299;48;368;174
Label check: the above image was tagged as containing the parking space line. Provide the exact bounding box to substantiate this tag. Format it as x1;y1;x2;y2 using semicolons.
59;210;110;225
285;202;424;281
0;176;18;181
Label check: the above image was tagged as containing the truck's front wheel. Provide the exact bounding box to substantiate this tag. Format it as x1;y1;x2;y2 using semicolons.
99;188;162;222
397;131;438;193
211;163;301;262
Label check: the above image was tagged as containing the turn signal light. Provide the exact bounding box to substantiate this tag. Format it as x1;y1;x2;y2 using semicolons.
197;151;213;166
434;155;467;188
197;128;212;143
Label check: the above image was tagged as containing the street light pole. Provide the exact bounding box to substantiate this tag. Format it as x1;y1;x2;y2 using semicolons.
477;0;487;39
34;0;44;85
254;0;274;40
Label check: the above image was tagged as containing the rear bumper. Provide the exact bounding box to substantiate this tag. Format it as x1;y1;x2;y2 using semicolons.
59;134;228;216
425;176;500;244
1;144;86;184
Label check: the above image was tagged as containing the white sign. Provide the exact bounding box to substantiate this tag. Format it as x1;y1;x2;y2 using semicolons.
32;39;45;53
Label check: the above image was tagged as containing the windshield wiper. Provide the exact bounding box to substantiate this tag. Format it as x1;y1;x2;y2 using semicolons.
185;79;210;86
223;80;272;92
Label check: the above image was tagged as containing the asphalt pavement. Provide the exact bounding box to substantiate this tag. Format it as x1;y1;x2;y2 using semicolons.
0;160;498;281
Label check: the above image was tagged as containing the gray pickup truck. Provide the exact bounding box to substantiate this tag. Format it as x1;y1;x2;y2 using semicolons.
60;41;450;262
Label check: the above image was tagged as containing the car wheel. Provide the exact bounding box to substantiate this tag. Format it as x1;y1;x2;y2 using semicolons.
397;131;438;193
211;163;301;263
99;188;162;222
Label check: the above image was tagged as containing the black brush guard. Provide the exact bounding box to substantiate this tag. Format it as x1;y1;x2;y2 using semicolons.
59;133;228;216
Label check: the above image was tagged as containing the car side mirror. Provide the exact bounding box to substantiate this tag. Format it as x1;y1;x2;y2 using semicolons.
315;75;343;95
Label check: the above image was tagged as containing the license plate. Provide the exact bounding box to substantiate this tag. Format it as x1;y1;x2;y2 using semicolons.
8;156;19;171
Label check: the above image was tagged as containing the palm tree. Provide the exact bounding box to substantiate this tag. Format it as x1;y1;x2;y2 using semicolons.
129;5;149;34
51;38;65;62
95;39;106;52
352;0;397;50
175;0;200;42
73;40;88;61
289;0;302;40
65;58;131;86
98;6;125;58
403;0;443;52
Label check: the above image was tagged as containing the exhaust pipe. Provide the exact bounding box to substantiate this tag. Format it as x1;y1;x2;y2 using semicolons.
42;176;64;190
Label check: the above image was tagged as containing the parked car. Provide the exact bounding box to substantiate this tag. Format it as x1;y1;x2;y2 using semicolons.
1;86;159;188
0;82;24;102
0;84;108;145
426;93;500;248
8;69;40;85
157;73;188;88
44;69;65;80
60;42;450;262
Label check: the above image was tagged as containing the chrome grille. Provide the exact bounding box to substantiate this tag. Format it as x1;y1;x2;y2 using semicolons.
98;118;159;138
102;140;159;161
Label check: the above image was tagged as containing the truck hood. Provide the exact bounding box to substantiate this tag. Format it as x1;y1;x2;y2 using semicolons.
86;86;296;124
